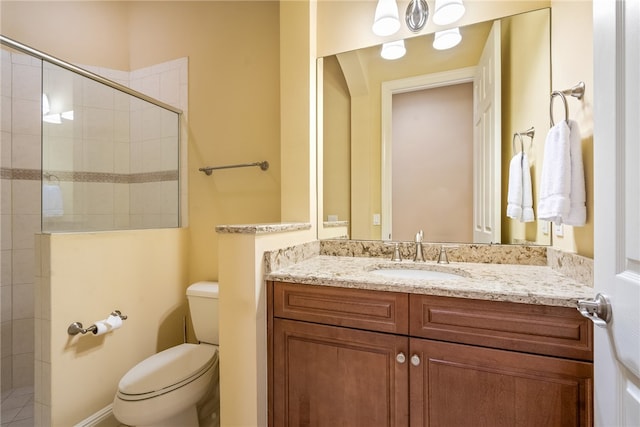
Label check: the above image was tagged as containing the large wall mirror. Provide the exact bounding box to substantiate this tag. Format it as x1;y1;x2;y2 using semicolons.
318;7;551;246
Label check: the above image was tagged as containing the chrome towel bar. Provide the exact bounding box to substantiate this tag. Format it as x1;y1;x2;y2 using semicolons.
199;161;269;176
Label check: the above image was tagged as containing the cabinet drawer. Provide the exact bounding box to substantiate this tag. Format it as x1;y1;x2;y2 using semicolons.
273;281;409;334
410;294;593;361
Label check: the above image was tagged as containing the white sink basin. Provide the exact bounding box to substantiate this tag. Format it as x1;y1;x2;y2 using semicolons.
371;268;463;280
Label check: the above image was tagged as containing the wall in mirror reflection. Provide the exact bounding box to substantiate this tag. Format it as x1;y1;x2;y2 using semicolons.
321;8;551;245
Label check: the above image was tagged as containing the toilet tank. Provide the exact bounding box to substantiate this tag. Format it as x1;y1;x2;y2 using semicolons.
186;281;219;345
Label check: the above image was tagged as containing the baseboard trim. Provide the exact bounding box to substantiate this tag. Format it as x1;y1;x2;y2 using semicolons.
74;404;115;427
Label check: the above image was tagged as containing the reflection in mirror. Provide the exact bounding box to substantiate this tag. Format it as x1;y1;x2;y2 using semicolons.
320;8;551;245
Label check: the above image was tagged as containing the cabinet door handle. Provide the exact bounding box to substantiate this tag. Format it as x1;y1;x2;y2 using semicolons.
396;352;406;364
410;354;421;366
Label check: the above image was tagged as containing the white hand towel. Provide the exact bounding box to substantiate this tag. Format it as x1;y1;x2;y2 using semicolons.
43;183;63;217
506;153;524;220
507;152;534;222
521;152;535;222
538;121;571;223
564;120;586;226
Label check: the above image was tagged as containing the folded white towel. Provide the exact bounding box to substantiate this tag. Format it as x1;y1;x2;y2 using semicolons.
43;183;63;217
507;151;534;222
564;120;586;226
538;120;586;226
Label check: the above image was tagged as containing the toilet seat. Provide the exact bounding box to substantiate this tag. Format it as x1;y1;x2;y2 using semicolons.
117;343;217;401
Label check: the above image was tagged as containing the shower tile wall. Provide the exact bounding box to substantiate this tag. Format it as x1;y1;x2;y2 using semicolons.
130;60;184;228
1;49;41;393
41;58;184;232
80;58;186;230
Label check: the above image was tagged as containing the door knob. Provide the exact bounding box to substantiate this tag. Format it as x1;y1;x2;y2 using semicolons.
577;293;611;328
410;354;421;366
396;352;406;364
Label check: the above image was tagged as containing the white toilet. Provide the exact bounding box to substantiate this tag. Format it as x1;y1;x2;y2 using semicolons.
113;282;220;427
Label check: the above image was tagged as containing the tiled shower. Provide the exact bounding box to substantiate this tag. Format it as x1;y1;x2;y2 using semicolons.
1;38;186;425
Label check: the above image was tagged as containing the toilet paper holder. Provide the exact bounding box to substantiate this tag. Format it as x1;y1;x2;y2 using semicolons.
67;310;128;336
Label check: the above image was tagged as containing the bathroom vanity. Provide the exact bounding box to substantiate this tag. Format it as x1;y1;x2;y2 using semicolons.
266;254;594;427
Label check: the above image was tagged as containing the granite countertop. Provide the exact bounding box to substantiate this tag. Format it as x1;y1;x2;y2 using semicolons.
266;255;595;308
216;222;311;234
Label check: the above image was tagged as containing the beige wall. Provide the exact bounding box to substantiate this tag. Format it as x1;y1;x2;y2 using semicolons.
2;1;284;425
1;1;282;283
501;9;551;245
35;229;188;426
550;0;594;257
216;2;319;425
1;1;130;70
321;55;351;227
126;1;283;280
280;1;316;224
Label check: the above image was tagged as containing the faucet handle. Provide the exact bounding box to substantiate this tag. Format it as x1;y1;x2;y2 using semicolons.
413;241;425;262
386;242;402;262
437;245;449;264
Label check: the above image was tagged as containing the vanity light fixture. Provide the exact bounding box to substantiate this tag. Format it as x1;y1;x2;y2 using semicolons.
432;0;466;26
381;40;406;60
405;0;428;33
372;0;401;36
433;27;462;50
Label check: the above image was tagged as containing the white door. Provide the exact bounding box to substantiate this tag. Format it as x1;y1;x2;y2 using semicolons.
473;20;501;243
591;0;640;425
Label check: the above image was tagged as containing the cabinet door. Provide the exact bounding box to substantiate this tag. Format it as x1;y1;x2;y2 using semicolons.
409;339;593;427
273;319;409;427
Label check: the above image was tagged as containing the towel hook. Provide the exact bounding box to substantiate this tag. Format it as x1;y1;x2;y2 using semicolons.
550;81;586;127
512;127;535;154
550;91;569;127
512;133;525;155
520;126;535;140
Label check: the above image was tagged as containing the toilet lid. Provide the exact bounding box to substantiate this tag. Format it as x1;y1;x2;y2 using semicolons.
118;343;217;396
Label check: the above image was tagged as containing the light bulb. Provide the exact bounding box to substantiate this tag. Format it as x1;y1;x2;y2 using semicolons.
43;113;61;124
372;0;401;37
433;28;462;50
433;0;465;26
381;40;406;60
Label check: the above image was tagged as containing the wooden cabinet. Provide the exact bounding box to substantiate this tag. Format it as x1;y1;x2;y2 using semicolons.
273;319;409;426
268;281;593;427
410;339;592;426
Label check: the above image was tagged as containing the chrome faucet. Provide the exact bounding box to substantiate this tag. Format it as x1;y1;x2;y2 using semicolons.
413;230;425;262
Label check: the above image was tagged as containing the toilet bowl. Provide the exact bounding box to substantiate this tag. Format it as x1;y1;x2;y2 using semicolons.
113;282;220;427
